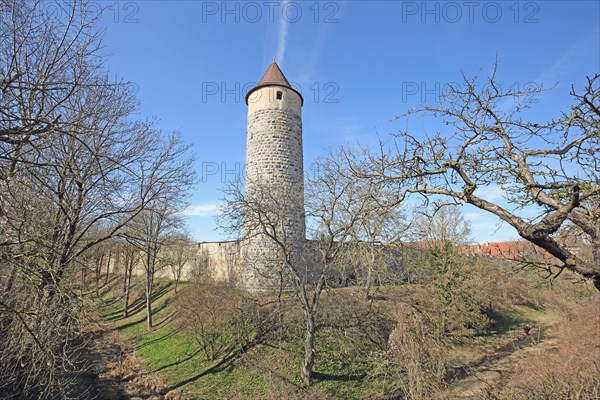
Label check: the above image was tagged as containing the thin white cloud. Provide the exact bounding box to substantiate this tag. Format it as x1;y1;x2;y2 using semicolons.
461;203;517;243
179;203;221;217
534;30;596;87
477;184;505;202
295;22;330;84
276;0;290;65
498;30;596;112
463;211;483;220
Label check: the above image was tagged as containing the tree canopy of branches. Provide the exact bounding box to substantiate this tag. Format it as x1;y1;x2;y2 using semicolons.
220;148;404;385
414;203;472;248
357;68;600;290
0;1;196;397
162;230;195;293
123;149;196;330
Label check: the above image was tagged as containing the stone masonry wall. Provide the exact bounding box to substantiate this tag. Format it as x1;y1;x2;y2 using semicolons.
107;241;242;284
243;85;306;291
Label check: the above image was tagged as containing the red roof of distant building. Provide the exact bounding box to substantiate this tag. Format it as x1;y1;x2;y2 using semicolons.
392;240;552;262
465;240;550;261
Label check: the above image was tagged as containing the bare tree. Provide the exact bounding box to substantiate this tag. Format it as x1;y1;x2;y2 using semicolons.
122;132;196;330
0;0;103;168
119;238;141;318
220;148;393;385
414;203;472;249
0;1;197;395
163;231;195;293
348;200;408;300
357;68;600;290
0;2;124;396
0;43;166;293
141;206;171;330
92;244;107;297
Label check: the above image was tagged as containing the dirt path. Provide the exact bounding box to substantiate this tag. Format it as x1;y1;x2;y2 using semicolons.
444;324;559;398
85;320;180;400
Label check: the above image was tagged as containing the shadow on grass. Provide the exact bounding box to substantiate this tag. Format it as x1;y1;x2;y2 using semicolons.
116;315;147;331
444;329;539;383
106;282;173;322
152;348;203;373
486;308;529;334
102;301;128;320
136;327;179;351
98;275;124;297
154;309;178;328
116;298;172;332
159;340;262;395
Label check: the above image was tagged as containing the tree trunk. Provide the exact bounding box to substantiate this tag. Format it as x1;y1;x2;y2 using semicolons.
364;246;376;300
124;278;131;318
95;255;103;297
364;268;373;301
302;312;316;386
146;252;154;330
122;253;128;294
439;311;447;338
146;273;153;329
123;260;132;318
80;265;86;295
104;249;112;286
5;263;17;292
592;234;600;291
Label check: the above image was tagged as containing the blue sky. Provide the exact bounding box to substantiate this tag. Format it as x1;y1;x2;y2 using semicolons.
90;0;599;243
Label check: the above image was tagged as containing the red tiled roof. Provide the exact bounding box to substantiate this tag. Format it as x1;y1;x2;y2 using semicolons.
392;240;552;262
465;241;551;261
245;62;304;105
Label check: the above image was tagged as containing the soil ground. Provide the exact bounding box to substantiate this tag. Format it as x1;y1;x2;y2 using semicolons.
444;313;559;398
83;318;180;400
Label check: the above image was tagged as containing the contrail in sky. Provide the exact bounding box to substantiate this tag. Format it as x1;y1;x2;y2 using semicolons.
276;0;290;64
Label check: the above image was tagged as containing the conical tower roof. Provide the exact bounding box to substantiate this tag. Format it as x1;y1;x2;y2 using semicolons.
245;62;304;105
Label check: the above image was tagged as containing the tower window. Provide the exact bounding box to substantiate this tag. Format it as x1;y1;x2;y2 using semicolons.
276;91;283;100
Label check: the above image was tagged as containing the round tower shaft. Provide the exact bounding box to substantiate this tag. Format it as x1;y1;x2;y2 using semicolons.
243;62;306;291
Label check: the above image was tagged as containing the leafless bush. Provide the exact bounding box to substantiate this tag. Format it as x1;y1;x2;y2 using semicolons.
393;306;446;399
368;303;446;400
175;281;272;361
318;292;395;363
492;295;600;400
0;284;91;399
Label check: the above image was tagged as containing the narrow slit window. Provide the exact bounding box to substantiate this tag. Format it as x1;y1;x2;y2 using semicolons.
276;91;283;100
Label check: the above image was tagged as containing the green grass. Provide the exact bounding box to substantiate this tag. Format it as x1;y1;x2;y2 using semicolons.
96;278;402;399
95;276;567;400
97;278;277;399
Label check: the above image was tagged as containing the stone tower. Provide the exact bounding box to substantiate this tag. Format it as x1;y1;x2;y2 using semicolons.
242;62;306;291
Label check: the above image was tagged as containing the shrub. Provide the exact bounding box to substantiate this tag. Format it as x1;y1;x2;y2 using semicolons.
316;292;395;376
0;284;91;399
382;303;446;399
493;295;600;399
175;282;270;361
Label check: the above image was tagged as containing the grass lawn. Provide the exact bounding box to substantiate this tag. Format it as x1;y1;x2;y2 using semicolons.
96;276;563;400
